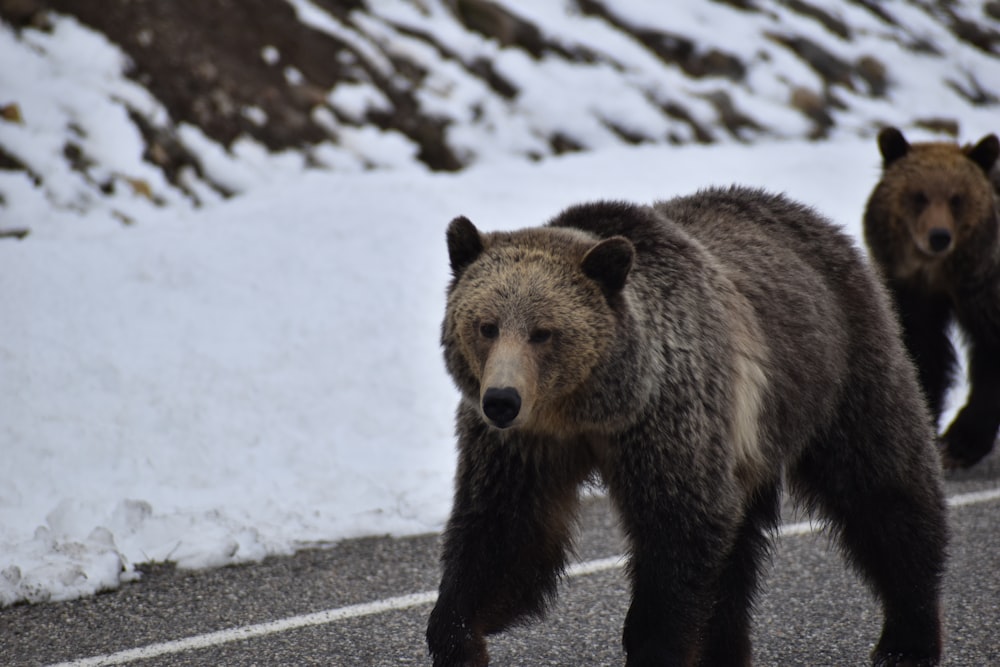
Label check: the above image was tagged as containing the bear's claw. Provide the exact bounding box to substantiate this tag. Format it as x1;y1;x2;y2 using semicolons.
871;650;939;667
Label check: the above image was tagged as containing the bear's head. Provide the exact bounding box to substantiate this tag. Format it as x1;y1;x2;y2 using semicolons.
442;216;633;432
876;127;999;264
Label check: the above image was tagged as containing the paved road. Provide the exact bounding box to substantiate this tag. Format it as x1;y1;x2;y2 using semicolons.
2;452;998;667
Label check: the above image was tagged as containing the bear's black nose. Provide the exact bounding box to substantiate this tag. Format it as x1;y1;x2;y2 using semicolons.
482;387;521;428
928;228;952;253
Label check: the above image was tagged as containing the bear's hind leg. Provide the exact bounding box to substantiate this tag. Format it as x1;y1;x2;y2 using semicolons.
698;482;781;667
790;391;947;666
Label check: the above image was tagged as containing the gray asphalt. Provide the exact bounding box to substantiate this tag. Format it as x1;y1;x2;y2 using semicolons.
2;451;998;667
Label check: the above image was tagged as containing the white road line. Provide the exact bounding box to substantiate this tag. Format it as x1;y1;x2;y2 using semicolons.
946;485;1000;507
46;592;439;667
49;486;1000;667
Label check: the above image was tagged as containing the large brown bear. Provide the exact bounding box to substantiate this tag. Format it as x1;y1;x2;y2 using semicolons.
863;127;1000;468
427;187;948;667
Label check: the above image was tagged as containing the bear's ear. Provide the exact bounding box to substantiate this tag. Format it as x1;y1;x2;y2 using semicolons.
582;236;634;296
878;127;910;167
446;216;484;277
966;134;1000;175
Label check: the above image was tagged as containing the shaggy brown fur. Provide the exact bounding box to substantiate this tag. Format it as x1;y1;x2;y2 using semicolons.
429;186;947;667
864;126;1000;468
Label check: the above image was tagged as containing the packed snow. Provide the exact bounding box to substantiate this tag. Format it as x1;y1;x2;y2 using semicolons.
0;4;995;606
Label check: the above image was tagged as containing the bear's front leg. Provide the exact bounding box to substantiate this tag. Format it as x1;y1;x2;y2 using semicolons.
606;423;739;667
888;282;956;425
941;388;1000;468
427;414;584;666
941;319;1000;468
426;599;488;667
616;512;736;667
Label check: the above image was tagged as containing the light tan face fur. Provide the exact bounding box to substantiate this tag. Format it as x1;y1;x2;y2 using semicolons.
451;246;612;432
887;144;995;281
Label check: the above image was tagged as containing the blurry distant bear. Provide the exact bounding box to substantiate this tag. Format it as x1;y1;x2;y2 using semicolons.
864;127;1000;468
428;187;948;667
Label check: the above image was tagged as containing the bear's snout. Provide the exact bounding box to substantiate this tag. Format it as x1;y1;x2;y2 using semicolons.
482;387;521;428
927;228;952;254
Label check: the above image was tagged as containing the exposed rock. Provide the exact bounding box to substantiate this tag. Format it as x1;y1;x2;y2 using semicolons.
578;0;746;81
855;55;888;97
780;0;851;40
790;87;833;138
0;0;998;216
915;117;960;137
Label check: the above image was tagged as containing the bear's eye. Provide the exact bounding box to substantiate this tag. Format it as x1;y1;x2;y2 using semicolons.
910;192;928;210
949;194;963;213
529;328;552;344
479;323;499;339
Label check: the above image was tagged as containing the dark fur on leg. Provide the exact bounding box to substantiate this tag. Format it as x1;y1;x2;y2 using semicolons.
791;381;947;667
606;421;741;667
698;483;781;667
888;281;956;425
942;299;1000;467
427;410;586;666
794;471;946;666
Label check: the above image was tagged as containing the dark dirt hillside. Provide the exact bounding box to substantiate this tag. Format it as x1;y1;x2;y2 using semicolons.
1;0;999;218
